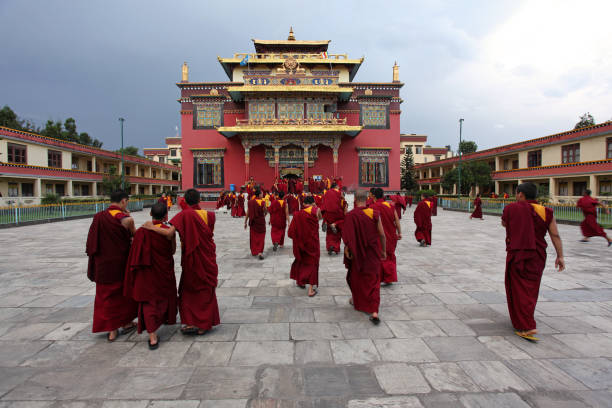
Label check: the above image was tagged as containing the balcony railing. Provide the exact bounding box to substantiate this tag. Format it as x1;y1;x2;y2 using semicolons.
233;53;349;61
235;117;347;127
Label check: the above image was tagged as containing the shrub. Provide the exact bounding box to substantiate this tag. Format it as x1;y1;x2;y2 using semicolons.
41;193;60;205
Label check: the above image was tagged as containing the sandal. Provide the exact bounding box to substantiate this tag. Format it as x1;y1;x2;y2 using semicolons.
119;323;136;336
515;331;539;342
181;326;199;335
308;288;318;297
370;316;381;325
148;338;160;350
107;330;118;342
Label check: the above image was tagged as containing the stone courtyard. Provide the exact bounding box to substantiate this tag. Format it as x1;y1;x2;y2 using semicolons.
0;202;612;408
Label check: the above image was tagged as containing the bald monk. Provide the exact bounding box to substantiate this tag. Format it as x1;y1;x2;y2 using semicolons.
245;188;267;260
288;195;322;297
577;189;612;246
322;183;346;255
343;190;387;324
502;182;565;341
269;191;290;251
470;193;483;219
169;188;220;335
124;203;177;350
86;190;137;341
414;194;432;247
370;188;402;285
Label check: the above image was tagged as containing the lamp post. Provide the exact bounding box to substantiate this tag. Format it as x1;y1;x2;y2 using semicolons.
458;118;464;197
119;117;125;190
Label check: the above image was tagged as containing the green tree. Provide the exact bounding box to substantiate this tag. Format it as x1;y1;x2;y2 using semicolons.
115;146;141;157
100;165;130;195
459;140;478;154
400;146;418;191
574;112;595;129
441;161;491;195
0;106;24;130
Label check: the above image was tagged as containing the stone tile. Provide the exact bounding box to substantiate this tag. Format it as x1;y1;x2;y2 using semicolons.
538;316;604;334
553;333;612;357
0;402;54;408
113;367;194;399
386;320;446;338
434;319;476;336
117;341;191;367
313;308;364;322
403;305;458;320
222;308;270;323
191;324;239;342
181;342;234;366
348;397;424;408
477;336;531;360
574;390;612;408
373;363;430;394
22;295;71;308
102;402;149;408
182;366;257;399
373;338;438;363
420;362;479;392
459;393;531;408
338;321;394;339
0;340;52;366
198;401;248;408
464;291;507;304
521;391;592;408
433;292;478;305
418;284;460;293
0;367;38;395
420;393;462;408
504;359;588;391
147;401;200;408
409;294;444;306
230;341;294;365
458;361;532;391
0;323;61;340
303;366;350;397
346;365;385;396
236;323;289;341
40;322;90;341
20;341;93;367
505;334;582;358
330;339;380;364
424;336;499;361
256;366;304;399
551;358;612;390
290;323;343;340
294;340;333;364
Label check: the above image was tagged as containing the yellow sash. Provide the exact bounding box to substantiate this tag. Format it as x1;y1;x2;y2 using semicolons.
108;209;122;217
363;208;374;219
382;201;392;208
530;203;546;222
278;200;284;207
195;209;209;225
425;201;431;208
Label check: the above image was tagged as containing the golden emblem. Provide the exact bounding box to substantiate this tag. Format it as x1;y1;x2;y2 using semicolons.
284;56;298;72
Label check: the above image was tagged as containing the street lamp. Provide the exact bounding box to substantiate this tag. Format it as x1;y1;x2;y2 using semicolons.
458;118;464;196
119;117;125;190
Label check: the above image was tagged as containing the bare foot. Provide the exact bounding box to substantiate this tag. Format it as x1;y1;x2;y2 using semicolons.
107;330;118;342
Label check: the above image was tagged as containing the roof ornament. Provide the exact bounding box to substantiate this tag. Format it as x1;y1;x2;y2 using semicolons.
288;27;295;41
182;61;189;82
210;89;219;96
393;61;399;82
365;88;373;96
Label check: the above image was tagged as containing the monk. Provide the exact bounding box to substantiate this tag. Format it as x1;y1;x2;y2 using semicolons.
322;183;346;255
391;195;406;219
235;191;246;217
406;194;413;208
269;191;289;251
166;194;172;210
288;195;322;297
366;188;376;208
414;194;432;246
431;195;438;216
287;193;299;215
124;203;177;350
371;188;401;285
470;193;483;219
169;188;220;335
245;188;267;259
502;182;565;341
86;190;137;341
577;189;612;246
343;190;386;324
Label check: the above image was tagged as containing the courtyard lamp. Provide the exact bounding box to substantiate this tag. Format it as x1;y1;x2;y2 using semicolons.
458;118;464;197
119;117;125;190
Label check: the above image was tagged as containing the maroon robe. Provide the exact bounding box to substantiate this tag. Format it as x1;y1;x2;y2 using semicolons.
502;200;553;331
577;196;608;238
288;205;320;286
170;205;220;330
230;194;237;217
390;195;406;219
414;200;432;245
471;197;483;219
431;196;438;216
343;207;382;314
86;205;138;333
247;198;266;255
322;188;345;253
287;194;299;215
407;195;413;208
236;194;246;217
269;199;287;246
123;222;177;333
371;199;398;283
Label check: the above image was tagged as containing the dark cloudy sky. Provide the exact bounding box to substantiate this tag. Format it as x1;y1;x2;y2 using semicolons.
1;0;611;152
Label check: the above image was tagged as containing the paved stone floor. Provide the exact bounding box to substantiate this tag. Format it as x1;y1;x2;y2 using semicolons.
1;200;612;408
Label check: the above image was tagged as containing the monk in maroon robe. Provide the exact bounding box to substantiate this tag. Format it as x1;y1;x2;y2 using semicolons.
414;194;432;246
470;194;483;219
287;193;299;215
322;183;346;255
577;189;611;246
86;191;138;341
124;203;177;349
366;188;376;208
245;188;267;259
502;182;565;341
269;191;289;251
431;195;438;216
288;196;321;296
343;190;387;324
371;188;401;284
236;192;246;217
169;189;220;335
390;195;406;219
406;194;413;208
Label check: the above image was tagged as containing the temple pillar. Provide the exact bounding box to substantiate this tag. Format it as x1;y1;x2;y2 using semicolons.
589;174;597;196
91;181;97;197
549;177;557;203
274;147;280;180
333;147;339;178
244;147;250;182
66;180;73;197
34;178;42;198
303;146;309;191
495;181;500;195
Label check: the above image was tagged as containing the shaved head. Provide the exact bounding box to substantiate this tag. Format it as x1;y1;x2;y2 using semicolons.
354;190;368;206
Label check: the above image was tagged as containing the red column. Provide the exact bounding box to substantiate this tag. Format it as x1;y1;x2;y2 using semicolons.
244;147;250;182
303;147;309;192
333;146;338;178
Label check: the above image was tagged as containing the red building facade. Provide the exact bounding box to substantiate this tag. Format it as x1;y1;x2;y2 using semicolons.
178;30;402;192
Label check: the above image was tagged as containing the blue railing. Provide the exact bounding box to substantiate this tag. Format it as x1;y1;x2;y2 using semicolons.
0;200;145;226
440;198;611;226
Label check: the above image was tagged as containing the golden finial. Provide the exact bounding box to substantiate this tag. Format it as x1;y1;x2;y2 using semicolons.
210;89;219;96
393;61;399;82
365;88;373;96
288;27;295;41
182;61;189;82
